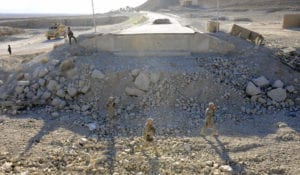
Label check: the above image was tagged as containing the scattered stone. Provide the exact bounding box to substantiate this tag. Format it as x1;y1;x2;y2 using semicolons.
246;82;261;96
41;91;52;100
125;87;144;97
131;69;140;77
51;98;66;109
67;87;78;97
17;81;30;86
286;85;295;93
81;105;90;112
258;97;267;104
253;76;270;87
80;85;90;94
219;165;233;173
150;72;160;84
277;122;288;128
56;89;66;98
295;98;300;105
183;143;191;153
15;86;24;94
86;123;98;131
51;112;60;118
0;80;3;86
1;162;13;172
38;79;46;87
273;80;284;88
134;72;150;91
47;80;59;92
37;67;49;78
59;58;75;72
267;88;287;102
91;69;105;79
205;161;214;167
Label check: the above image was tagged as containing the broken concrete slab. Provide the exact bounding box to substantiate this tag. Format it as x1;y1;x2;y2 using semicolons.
80;32;234;56
230;24;264;45
282;14;300;29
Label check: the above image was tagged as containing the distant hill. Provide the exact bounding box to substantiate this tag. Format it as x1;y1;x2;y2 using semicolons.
137;0;179;11
137;0;300;11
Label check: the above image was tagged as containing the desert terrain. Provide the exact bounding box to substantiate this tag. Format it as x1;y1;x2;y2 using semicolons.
0;0;300;174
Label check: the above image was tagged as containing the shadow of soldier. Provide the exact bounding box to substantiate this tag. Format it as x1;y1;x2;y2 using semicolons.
202;135;246;174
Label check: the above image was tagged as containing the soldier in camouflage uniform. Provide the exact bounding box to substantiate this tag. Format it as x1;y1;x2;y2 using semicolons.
144;118;155;142
67;27;77;45
201;102;218;136
107;96;116;120
142;118;158;155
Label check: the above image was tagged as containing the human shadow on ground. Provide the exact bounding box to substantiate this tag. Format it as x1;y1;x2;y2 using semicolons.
202;135;245;173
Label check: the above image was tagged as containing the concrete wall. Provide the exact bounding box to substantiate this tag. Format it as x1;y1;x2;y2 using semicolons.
282;14;300;29
80;33;234;56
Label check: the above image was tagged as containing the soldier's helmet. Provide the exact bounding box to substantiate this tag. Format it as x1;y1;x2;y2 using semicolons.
208;102;216;109
146;118;154;126
107;96;116;107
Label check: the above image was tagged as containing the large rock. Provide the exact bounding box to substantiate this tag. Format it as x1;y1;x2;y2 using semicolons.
59;58;75;72
286;85;295;93
0;80;3;86
253;76;270;87
51;98;66;109
33;67;49;78
56;89;66;98
67;87;78;97
131;69;140;77
267;88;287;102
220;165;233;173
17;81;30;86
47;80;59;92
15;86;24;94
80;85;90;94
91;69;105;79
246;82;261;96
41;91;52;100
38;79;46;87
125;87;144;97
150;72;160;84
273;80;284;88
134;72;150;91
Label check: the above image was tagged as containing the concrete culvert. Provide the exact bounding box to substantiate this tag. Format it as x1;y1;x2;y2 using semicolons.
153;18;172;24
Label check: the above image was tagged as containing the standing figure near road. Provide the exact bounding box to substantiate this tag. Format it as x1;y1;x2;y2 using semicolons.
201;102;218;136
8;45;12;55
142;118;158;155
107;96;116;120
144;118;156;142
67;27;77;45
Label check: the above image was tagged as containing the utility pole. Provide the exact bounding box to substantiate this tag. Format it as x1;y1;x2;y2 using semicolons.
216;0;220;32
91;0;96;33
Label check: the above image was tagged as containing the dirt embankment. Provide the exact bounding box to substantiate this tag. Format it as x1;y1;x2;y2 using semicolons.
0;16;129;29
137;0;300;11
0;26;24;36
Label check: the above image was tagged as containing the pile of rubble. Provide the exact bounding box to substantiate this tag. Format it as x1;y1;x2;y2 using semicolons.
0;57;103;114
276;47;300;71
245;76;299;114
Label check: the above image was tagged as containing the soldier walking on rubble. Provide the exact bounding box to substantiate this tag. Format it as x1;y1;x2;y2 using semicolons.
8;45;12;55
107;96;116;120
201;102;218;136
142;118;158;155
67;27;77;45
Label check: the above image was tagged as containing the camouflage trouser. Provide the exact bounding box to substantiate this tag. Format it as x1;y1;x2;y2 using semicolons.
68;35;77;45
201;116;218;136
142;140;158;155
